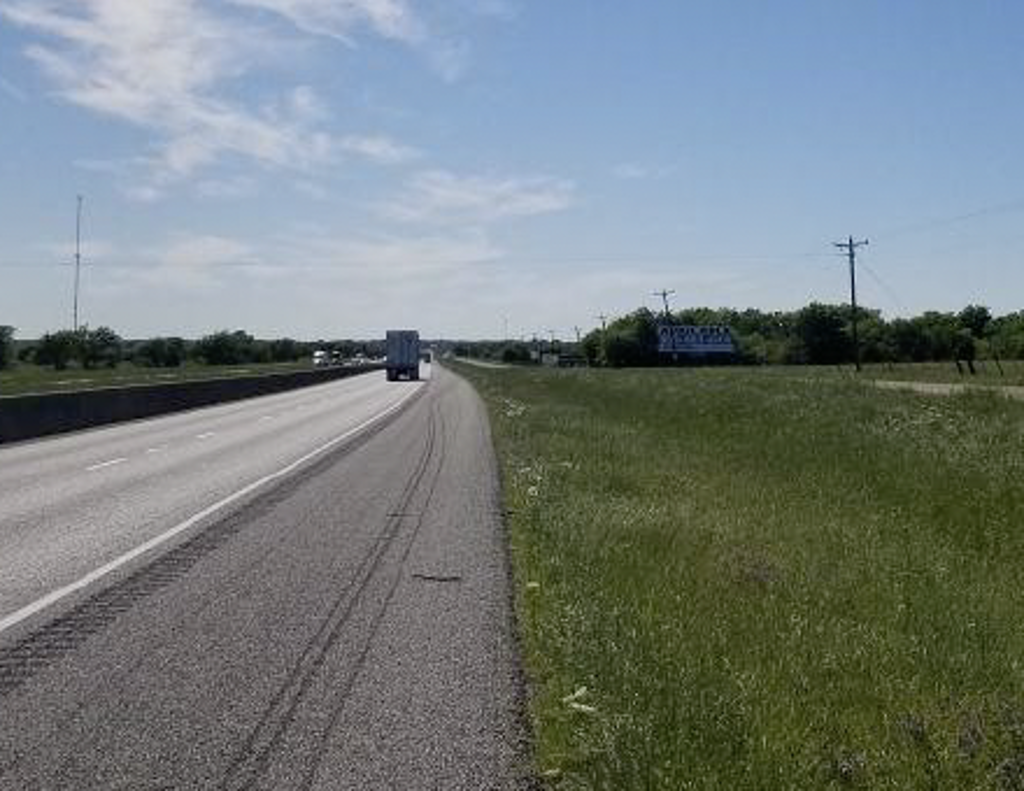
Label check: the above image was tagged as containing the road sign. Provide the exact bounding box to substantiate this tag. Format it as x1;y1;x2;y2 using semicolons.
657;324;735;355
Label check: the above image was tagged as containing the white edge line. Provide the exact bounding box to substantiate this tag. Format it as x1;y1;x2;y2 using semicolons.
0;385;423;636
86;457;128;472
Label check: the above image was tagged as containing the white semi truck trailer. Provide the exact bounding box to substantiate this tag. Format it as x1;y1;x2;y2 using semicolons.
386;330;420;381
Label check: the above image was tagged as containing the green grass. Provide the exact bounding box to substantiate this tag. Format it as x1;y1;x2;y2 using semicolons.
0;360;311;396
793;360;1024;387
455;362;1024;789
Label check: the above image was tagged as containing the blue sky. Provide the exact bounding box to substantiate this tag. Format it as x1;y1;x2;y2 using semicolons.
1;1;1022;340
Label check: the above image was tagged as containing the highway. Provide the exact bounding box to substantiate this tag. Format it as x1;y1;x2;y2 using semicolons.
0;365;529;788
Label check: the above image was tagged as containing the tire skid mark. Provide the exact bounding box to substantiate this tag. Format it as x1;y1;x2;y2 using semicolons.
298;404;448;791
216;398;447;791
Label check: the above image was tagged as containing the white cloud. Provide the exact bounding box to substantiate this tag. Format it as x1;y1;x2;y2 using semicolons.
294;228;502;277
339;134;419;164
225;0;425;43
0;0;429;194
612;163;649;180
0;75;27;101
225;0;472;81
136;234;262;288
611;161;676;181
158;235;257;269
383;169;575;224
37;238;114;263
92;225;501;294
196;175;258;199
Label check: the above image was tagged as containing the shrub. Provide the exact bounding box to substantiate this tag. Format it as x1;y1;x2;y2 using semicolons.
0;325;13;370
134;337;186;368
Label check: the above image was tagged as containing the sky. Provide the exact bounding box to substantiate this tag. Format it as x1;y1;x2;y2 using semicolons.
1;1;1023;340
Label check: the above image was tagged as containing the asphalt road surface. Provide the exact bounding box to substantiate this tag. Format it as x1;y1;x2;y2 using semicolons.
0;365;530;789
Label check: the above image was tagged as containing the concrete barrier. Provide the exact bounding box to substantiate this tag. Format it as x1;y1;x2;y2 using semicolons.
0;365;384;444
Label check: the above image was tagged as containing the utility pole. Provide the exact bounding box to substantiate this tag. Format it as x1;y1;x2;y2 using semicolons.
833;235;869;372
652;289;675;318
503;315;509;342
573;325;582;343
596;314;607;332
73;194;83;332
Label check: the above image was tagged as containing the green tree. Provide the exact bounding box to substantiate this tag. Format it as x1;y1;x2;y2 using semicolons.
958;305;992;339
953;328;976;362
267;338;304;362
916;312;959;360
990;312;1024;359
0;325;13;370
78;326;122;369
35;330;79;370
889;318;929;362
602;309;660;367
581;330;603;366
857;311;892;363
794;303;850;365
194;330;255;365
500;343;531;364
134;337;186;367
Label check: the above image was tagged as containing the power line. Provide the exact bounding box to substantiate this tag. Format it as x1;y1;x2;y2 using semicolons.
873;197;1024;242
859;261;907;315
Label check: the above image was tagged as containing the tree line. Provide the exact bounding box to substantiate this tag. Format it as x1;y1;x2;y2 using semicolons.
0;326;383;371
454;303;1024;368
580;303;1024;368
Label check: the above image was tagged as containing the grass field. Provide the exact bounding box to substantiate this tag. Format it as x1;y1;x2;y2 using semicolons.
455;362;1024;789
796;360;1024;387
0;360;313;396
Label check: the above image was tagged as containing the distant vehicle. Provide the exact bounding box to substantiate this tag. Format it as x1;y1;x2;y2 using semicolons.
312;349;330;367
386;330;420;381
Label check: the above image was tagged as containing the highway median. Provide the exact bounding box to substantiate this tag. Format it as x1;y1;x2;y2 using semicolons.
0;364;383;444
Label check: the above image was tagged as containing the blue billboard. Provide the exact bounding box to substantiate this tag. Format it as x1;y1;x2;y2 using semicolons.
657;324;735;355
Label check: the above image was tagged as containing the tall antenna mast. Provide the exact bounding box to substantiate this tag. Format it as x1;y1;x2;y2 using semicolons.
73;194;83;332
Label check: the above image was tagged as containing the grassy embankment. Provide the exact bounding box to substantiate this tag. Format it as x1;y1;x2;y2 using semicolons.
0;361;312;397
455;362;1024;789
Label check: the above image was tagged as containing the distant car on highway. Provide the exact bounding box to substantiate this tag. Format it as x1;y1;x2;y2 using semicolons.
312;349;329;367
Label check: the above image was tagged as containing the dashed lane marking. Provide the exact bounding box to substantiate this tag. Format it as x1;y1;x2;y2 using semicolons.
0;384;425;637
86;458;128;472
